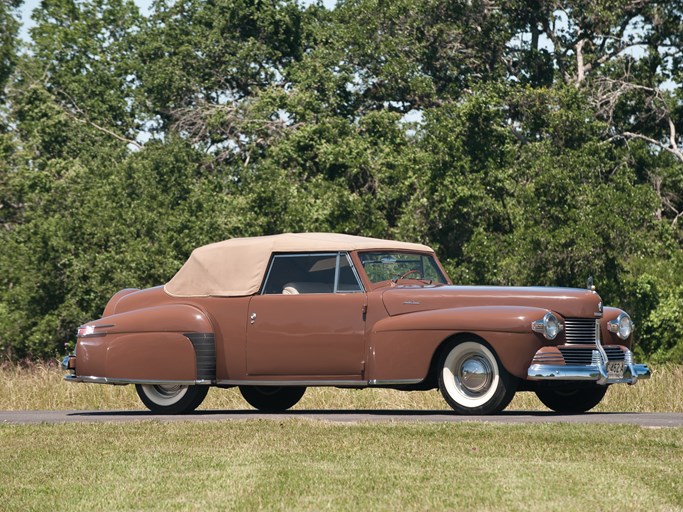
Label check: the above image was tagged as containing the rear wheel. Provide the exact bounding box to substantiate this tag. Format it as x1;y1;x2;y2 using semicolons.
438;340;517;415
239;386;306;412
135;384;208;414
535;384;607;413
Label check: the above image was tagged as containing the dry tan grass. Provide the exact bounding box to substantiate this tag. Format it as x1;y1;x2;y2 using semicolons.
0;360;680;412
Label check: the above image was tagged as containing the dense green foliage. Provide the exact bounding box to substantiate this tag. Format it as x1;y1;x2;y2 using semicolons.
0;0;681;360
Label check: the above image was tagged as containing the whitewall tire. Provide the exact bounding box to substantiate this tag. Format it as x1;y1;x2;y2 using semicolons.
135;384;209;414
438;340;517;415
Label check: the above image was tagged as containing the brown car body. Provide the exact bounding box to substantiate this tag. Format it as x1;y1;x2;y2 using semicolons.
64;233;650;414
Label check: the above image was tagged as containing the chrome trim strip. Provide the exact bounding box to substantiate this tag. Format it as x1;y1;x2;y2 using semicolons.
217;378;423;387
369;379;423;386
64;375;212;386
333;253;341;293
343;252;366;293
217;379;368;387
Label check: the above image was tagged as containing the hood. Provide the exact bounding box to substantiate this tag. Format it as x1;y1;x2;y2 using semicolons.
381;285;602;319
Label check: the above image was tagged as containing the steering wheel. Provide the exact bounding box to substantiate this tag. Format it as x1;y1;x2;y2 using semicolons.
392;269;422;283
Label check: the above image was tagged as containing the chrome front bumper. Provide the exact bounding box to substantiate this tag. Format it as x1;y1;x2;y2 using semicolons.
527;361;651;385
527;345;651;385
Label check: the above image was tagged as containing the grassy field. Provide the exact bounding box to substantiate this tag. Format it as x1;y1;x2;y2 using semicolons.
1;420;682;511
1;363;682;511
0;360;681;413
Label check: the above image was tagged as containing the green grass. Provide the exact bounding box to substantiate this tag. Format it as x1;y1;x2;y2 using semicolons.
2;363;682;511
1;361;682;413
0;420;681;511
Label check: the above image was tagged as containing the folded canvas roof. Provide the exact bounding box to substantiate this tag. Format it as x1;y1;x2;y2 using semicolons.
164;232;434;297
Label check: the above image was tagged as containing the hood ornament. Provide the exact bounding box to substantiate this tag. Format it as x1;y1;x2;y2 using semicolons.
586;276;596;292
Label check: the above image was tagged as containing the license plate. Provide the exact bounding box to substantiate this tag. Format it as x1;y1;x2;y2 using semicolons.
607;361;625;379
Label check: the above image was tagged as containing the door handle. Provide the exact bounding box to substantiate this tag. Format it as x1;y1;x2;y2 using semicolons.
250;313;256;324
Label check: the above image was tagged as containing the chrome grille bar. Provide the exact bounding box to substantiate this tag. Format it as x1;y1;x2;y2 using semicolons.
564;318;600;344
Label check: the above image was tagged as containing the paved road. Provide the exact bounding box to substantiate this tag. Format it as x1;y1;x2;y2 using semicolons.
1;409;682;427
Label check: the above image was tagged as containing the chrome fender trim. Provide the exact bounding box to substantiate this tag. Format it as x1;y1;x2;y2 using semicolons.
64;375;212;386
216;378;423;387
368;379;423;386
217;379;368;387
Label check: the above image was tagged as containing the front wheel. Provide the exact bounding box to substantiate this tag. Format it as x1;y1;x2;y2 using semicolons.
135;384;209;414
535;384;607;413
438;340;517;415
239;386;306;412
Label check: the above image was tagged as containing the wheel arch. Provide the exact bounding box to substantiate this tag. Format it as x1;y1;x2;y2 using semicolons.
423;332;490;389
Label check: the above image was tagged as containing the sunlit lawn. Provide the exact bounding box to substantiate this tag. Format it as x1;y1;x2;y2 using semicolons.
1;420;681;511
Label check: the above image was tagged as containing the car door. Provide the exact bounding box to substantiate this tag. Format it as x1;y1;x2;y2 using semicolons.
246;252;367;378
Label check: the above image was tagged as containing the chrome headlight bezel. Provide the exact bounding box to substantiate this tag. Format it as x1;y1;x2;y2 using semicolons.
608;312;633;340
532;312;563;340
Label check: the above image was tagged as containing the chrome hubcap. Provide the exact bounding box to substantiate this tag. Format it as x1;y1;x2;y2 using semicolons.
153;385;183;398
457;356;493;396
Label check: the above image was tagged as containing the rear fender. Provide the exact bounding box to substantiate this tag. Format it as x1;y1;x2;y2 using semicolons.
102;288;139;317
76;304;215;383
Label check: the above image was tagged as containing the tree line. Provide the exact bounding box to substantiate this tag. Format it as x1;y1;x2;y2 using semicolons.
0;0;681;361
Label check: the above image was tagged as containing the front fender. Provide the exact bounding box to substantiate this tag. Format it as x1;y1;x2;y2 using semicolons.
368;306;551;382
601;306;633;348
373;306;550;334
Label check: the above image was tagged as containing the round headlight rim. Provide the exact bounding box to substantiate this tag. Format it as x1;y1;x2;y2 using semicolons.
609;312;633;340
532;312;563;340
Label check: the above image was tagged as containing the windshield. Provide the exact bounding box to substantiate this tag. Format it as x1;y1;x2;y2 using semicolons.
358;251;448;284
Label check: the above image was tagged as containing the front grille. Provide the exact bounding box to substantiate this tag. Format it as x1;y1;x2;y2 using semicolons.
603;346;626;361
558;345;626;366
564;318;599;344
559;347;593;365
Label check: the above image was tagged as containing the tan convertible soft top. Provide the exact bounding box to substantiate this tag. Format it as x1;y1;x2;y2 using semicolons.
164;233;434;297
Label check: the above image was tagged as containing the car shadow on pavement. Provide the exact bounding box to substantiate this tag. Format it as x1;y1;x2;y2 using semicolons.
68;409;633;418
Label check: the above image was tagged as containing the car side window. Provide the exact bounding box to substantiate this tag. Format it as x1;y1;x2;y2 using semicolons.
262;253;363;295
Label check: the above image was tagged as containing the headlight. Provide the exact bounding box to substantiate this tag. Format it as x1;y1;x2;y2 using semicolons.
608;312;633;340
532;312;563;340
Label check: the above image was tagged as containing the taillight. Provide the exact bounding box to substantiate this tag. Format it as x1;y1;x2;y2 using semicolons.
77;325;96;337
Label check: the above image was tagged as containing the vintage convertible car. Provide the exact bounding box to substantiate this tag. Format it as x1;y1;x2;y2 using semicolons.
63;233;650;414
